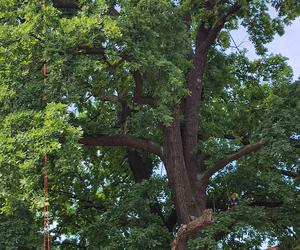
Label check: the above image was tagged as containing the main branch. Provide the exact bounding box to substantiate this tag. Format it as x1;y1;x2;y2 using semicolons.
201;142;264;182
182;1;242;177
79;135;163;158
206;2;241;45
78;46;106;56
53;0;79;9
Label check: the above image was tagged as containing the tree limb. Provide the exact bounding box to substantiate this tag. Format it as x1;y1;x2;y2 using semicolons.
165;209;178;232
171;209;213;250
182;1;242;179
274;169;299;179
79;135;163;157
132;70;155;107
201;142;264;182
205;2;241;46
53;0;80;9
127;150;153;182
78;45;106;56
97;93;119;103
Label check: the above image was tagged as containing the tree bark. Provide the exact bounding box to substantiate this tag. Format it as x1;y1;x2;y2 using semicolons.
53;0;79;9
163;118;204;224
127;150;153;182
171;209;213;250
79;135;163;158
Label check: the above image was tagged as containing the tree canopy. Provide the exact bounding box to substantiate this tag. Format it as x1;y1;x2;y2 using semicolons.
0;0;300;249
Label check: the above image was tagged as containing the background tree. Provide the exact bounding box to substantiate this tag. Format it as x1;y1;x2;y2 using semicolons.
0;0;299;249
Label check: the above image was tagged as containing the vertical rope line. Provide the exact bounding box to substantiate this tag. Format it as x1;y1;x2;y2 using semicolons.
43;172;47;250
42;1;50;248
43;64;48;250
43;154;50;250
42;0;47;104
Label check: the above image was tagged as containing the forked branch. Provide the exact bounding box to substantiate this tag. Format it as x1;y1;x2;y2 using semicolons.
205;2;241;47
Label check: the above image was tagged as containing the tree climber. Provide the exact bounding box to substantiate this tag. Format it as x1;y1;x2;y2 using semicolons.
227;193;239;209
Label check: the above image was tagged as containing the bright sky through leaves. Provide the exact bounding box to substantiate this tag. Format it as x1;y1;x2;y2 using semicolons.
231;16;300;80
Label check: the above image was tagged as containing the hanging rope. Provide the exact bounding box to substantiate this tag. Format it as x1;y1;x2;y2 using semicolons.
42;62;48;104
43;62;50;250
43;154;50;250
42;1;50;248
43;63;47;81
43;61;50;250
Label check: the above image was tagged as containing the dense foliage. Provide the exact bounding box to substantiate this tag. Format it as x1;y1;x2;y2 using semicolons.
0;0;299;249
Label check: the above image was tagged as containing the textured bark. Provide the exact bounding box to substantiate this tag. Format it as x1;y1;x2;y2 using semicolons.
127;150;153;182
163;119;203;224
171;209;213;250
53;0;79;9
78;46;106;55
181;2;242;197
79;135;163;158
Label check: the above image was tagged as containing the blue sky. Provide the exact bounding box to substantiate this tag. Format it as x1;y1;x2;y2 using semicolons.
230;17;300;81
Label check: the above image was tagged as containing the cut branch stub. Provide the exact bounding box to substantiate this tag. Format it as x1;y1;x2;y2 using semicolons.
171;209;213;250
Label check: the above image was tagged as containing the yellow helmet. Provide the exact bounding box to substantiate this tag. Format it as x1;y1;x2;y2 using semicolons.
231;193;239;199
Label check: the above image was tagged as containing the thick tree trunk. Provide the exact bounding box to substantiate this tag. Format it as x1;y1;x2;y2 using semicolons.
163;118;206;225
162;111;212;249
163;119;196;224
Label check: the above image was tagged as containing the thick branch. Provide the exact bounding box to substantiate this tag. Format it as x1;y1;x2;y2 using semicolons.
78;46;106;55
166;209;178;232
132;71;155;107
127;150;153;182
97;93;119;103
206;2;241;45
79;135;163;157
53;0;79;9
274;169;299;178
182;2;241;177
201;142;264;181
171;209;213;250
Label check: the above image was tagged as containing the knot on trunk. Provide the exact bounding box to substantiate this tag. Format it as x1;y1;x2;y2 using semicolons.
171;209;213;250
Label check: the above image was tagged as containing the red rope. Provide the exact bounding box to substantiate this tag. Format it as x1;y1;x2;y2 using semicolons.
42;0;50;244
43;55;50;247
43;63;47;79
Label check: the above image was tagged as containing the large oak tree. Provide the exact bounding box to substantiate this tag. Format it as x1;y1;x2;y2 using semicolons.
0;0;300;249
